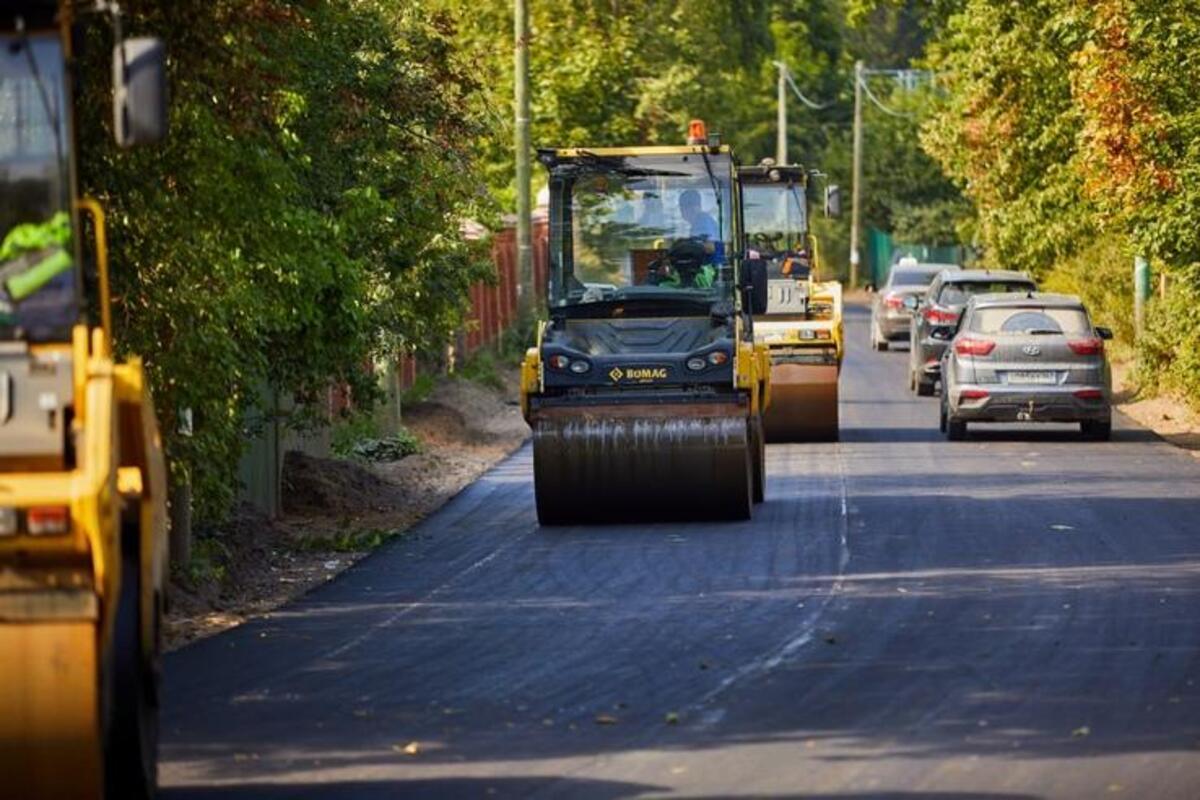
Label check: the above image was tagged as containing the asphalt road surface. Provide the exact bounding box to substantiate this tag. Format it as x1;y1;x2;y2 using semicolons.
162;304;1200;799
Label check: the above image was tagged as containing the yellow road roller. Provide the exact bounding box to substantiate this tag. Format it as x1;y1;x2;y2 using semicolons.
521;122;772;524
0;3;169;798
739;164;843;442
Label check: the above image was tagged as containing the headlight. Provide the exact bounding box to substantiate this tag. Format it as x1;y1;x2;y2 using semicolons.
686;357;707;371
707;351;729;366
569;360;591;374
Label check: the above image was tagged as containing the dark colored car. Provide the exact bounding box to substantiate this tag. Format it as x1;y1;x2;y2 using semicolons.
869;259;959;351
907;269;1036;396
940;293;1114;441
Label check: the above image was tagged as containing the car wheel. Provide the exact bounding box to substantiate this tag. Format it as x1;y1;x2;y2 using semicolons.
1081;420;1112;441
916;377;935;397
946;416;967;441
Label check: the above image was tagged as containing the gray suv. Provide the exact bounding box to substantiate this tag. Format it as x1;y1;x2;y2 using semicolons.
940;293;1113;440
870;259;959;351
907;270;1036;396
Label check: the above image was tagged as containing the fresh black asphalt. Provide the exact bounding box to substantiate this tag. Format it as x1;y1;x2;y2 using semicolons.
162;304;1200;799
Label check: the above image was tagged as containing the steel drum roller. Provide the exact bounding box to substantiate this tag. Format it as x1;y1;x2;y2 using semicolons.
0;621;103;799
533;411;752;524
763;362;839;442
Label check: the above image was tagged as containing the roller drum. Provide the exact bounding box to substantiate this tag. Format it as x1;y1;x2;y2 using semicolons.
763;362;840;443
0;621;104;799
533;413;752;524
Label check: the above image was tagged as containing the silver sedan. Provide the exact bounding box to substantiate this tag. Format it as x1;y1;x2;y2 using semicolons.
940;293;1113;440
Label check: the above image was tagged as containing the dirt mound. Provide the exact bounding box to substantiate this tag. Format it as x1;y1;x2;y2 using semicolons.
404;374;527;447
281;450;401;515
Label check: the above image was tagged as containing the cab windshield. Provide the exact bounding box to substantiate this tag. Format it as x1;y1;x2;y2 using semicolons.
546;152;734;310
743;183;807;259
0;32;78;339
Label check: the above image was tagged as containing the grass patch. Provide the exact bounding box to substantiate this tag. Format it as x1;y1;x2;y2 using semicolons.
350;429;422;462
295;526;407;552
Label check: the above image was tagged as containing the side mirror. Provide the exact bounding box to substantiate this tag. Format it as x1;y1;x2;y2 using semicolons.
744;258;769;316
902;295;919;311
1096;326;1114;341
824;185;842;218
113;38;168;147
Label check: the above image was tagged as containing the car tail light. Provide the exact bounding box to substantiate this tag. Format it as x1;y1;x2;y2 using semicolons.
954;337;995;357
923;305;957;324
548;354;570;370
1074;388;1104;400
27;506;70;536
883;293;904;309
1068;337;1104;356
960;388;990;401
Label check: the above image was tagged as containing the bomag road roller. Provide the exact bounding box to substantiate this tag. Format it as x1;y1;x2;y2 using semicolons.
739;163;843;442
0;3;169;798
520;121;772;525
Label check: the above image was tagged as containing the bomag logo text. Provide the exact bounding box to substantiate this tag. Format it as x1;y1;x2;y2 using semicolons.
610;366;668;382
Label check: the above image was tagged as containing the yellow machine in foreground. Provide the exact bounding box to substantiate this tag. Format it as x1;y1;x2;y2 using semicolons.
521;122;772;524
740;164;843;442
0;3;169;798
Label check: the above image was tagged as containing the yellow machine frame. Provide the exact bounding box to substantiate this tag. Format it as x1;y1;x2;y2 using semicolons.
0;7;169;798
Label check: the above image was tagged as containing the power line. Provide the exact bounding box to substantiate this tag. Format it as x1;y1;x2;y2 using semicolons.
773;62;835;111
857;76;915;119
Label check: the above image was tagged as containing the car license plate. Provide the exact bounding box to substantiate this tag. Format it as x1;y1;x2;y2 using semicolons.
1008;371;1057;385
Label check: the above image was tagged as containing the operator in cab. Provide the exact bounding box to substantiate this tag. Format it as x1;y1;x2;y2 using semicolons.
647;189;720;289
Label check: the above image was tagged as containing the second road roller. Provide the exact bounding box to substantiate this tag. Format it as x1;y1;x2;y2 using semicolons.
739;162;843;442
521;122;772;524
1;3;170;799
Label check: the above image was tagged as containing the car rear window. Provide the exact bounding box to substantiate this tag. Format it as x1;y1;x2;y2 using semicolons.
939;281;1035;305
969;306;1091;335
890;270;937;287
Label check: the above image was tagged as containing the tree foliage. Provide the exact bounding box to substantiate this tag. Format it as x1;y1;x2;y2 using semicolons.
924;0;1200;401
76;1;493;518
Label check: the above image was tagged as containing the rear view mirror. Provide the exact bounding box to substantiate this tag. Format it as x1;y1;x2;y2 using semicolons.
744;259;769;316
1096;326;1114;341
903;296;919;311
114;38;168;147
824;185;842;218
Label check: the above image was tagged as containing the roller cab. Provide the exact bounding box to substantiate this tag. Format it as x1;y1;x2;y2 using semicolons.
740;165;842;442
0;4;169;798
522;133;769;524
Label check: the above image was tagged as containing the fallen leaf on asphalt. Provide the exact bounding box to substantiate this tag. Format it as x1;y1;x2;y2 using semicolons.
595;714;618;725
394;741;421;755
665;712;680;725
1071;726;1091;738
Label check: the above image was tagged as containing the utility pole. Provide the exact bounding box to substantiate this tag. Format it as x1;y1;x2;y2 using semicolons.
849;60;864;289
514;0;533;318
776;61;787;165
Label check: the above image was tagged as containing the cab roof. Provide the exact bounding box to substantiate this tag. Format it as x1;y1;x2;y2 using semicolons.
737;164;808;184
538;144;733;162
